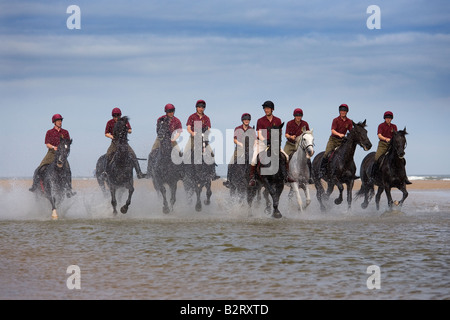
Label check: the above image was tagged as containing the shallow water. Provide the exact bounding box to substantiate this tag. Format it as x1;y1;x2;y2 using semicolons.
0;180;449;300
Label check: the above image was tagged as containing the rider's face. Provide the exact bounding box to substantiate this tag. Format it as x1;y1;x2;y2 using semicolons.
54;120;62;128
264;107;272;116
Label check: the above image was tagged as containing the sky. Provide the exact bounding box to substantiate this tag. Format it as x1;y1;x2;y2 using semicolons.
1;0;450;178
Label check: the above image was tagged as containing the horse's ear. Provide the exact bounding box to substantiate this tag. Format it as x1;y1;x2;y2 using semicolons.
302;126;306;133
362;119;367;126
70;139;73;145
403;126;408;134
281;122;284;129
352;121;356;126
310;128;313;134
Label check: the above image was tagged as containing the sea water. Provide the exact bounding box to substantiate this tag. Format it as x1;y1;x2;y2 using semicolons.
0;178;448;300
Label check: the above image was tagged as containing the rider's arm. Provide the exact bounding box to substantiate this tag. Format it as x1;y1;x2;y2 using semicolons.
105;133;114;139
331;129;345;138
187;125;195;136
46;143;57;151
378;133;390;142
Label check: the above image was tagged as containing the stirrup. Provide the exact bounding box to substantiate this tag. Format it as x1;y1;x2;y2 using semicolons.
248;178;256;187
223;181;230;188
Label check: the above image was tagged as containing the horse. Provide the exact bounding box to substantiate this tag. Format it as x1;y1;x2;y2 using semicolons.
226;133;261;205
147;116;184;213
312;120;372;212
33;137;73;220
95;116;135;215
182;129;215;212
356;128;409;211
287;129;315;212
247;123;286;218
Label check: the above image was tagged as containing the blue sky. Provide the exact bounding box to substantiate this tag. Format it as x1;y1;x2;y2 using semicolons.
1;0;450;178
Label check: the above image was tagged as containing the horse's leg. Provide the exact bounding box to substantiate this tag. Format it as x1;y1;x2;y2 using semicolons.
263;188;272;214
314;179;327;212
375;186;384;211
170;182;177;211
290;182;303;212
334;181;344;205
384;186;394;210
160;184;169;214
302;183;311;209
346;180;354;210
195;184;202;212
397;184;409;208
271;184;283;219
204;181;212;205
110;188;118;215
120;184;134;214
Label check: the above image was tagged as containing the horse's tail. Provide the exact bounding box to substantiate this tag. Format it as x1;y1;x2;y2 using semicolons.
355;181;374;200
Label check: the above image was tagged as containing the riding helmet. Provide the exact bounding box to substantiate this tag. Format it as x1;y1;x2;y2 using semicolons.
384;111;394;119
241;113;251;121
112;107;122;116
262;100;274;110
338;104;349;112
196;100;206;108
52;114;63;123
293;108;303;116
164;103;175;112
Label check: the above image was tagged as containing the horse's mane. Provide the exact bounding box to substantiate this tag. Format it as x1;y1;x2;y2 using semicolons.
114;116;129;141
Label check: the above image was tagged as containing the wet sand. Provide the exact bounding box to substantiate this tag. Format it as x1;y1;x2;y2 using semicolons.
2;178;450;191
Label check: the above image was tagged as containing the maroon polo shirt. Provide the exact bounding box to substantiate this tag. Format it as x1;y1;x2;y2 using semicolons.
45;127;71;146
105;118;131;135
234;125;256;143
256;115;282;141
186;113;211;131
285;119;310;143
331;116;353;138
157;115;183;134
377;122;397;139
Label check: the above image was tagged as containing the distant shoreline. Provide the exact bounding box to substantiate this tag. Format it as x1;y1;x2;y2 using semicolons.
2;178;450;191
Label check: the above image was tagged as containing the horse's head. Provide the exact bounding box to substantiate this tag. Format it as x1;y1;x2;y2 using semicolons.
55;138;72;168
157;116;172;141
350;120;372;151
113;116;129;142
391;127;408;159
296;128;315;158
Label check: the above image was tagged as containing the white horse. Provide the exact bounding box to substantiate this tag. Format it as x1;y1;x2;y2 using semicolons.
287;129;315;212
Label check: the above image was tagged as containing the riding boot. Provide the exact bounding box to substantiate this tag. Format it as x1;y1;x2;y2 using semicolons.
29;167;41;192
248;165;256;187
307;159;314;184
65;165;76;197
285;161;295;183
319;156;328;178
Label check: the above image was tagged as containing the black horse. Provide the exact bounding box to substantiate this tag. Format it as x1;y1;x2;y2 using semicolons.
247;123;287;218
312;120;372;212
356;128;409;211
182;129;216;212
95;116;135;215
33;138;73;220
226;134;258;204
147;116;184;213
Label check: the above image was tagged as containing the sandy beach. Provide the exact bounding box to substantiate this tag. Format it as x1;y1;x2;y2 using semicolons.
1;178;450;192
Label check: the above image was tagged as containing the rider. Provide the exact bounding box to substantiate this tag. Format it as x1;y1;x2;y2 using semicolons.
104;107;145;179
248;100;295;187
29;114;75;196
147;103;183;178
184;99;220;181
319;104;353;177
223;113;256;188
372;111;412;184
284;108;313;184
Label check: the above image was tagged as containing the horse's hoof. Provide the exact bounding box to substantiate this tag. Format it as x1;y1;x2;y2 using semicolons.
272;211;282;219
264;207;271;214
334;199;343;205
163;206;170;214
195;204;202;212
361;202;368;209
51;210;58;220
204;200;211;205
120;206;128;214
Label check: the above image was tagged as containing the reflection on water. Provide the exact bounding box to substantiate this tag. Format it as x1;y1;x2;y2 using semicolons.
0;181;449;300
